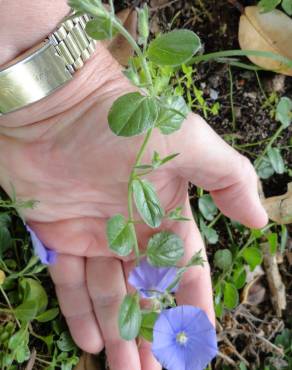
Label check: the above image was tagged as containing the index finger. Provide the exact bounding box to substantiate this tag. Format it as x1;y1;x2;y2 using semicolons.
169;113;268;228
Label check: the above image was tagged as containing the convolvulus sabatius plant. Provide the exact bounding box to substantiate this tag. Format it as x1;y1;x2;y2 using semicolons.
65;1;218;368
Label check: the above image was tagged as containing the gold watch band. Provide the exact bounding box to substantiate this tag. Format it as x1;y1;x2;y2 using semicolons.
0;14;96;116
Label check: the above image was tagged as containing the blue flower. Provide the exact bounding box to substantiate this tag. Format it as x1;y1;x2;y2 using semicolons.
152;305;217;370
128;258;178;298
26;225;57;265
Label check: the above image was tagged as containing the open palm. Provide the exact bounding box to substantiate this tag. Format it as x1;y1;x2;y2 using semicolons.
0;45;268;370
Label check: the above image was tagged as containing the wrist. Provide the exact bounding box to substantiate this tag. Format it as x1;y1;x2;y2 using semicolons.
0;0;130;130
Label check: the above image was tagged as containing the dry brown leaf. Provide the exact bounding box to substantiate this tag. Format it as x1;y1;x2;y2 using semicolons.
73;352;101;370
261;182;292;224
262;243;287;317
238;6;292;76
103;8;137;66
241;276;266;305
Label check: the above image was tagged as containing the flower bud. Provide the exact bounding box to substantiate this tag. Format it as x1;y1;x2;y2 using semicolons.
137;4;149;45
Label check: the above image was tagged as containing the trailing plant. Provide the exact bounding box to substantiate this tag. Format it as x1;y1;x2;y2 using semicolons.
67;1;219;369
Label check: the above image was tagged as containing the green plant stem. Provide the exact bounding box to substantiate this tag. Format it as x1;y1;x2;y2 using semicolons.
128;129;153;262
255;71;269;102
0;286;21;328
190;49;292;68
208;212;222;228
228;66;236;130
255;125;284;169
111;18;154;95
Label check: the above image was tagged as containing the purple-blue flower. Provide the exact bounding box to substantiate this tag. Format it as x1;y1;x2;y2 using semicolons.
152;305;218;370
26;225;57;265
128;258;178;298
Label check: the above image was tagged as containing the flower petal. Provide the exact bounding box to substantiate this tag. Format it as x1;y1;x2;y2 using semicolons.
128;258;178;298
26;225;57;265
152;306;217;370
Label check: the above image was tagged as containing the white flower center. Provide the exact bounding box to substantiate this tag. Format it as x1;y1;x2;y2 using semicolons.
176;331;188;345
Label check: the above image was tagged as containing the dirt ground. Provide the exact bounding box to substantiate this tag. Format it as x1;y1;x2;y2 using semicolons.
116;0;292;369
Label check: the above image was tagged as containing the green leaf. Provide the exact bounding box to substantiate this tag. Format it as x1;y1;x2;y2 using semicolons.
14;300;39;322
108;92;158;137
186;250;205;267
0;213;10;228
199;218;219;244
151;151;180;169
85;17;118;40
198;194;218;221
267;147;285;174
282;0;292;15
15;345;30;363
8;326;28;350
57;331;76;352
147;30;201;66
257;157;275;179
146;231;184;267
276;96;292;128
167;206;190;222
239;362;248;370
156;95;189;134
19;277;48;314
280;225;288;253
242;246;263;271
139;312;158;342
36;307;60;323
214;249;232;271
275;328;292;350
233;266;246;289
215;300;224;318
119;294;142;341
0;226;12;258
68;0;106;16
214;284;223;318
223;282;239;309
106;214;134;256
267;233;278;255
258;0;281;12
132;179;164;228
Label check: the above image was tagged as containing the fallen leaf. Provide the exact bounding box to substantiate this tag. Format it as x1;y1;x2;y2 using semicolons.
238;6;292;76
262;242;286;317
260;182;292;224
241;276;266;305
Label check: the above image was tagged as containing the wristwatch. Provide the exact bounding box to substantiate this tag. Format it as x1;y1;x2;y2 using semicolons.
0;13;96;116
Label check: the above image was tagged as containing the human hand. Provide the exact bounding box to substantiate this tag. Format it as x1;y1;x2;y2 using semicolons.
0;30;268;370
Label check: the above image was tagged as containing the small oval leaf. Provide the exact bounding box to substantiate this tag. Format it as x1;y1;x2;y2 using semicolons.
147;30;201;66
86;17;119;40
140;312;158;342
242;246;263;271
106;214;134;256
214;249;232;271
108;92;158;137
146;231;184;267
119;294;142;341
198;194;218;221
132;179;164;228
156;95;189;135
267;147;285;174
223;282;239;310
